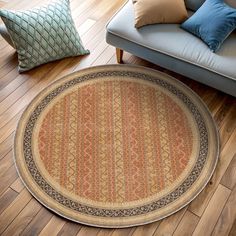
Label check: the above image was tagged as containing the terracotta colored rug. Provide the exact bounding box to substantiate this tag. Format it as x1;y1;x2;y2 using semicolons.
14;65;219;228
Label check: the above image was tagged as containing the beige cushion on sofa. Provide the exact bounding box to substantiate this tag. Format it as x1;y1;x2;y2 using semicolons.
132;0;188;28
225;0;236;8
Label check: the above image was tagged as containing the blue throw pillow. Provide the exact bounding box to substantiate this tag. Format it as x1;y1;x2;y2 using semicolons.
181;0;236;52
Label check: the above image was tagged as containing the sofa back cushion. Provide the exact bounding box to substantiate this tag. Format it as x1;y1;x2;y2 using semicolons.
185;0;236;11
184;0;204;11
132;0;188;28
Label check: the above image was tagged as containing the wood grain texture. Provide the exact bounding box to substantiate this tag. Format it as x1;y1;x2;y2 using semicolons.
153;208;187;236
0;189;31;234
10;178;24;193
0;188;18;215
57;222;82;236
131;221;160;236
76;226;100;236
111;227;136;236
221;154;236;190
97;229;115;236
116;48;123;63
192;184;231;236
212;185;236;236
0;150;14;176
0;0;236;235
38;216;65;236
0;165;18;196
229;219;236;236
1;198;41;236
189;130;236;217
20;207;53;236
0;133;14;159
173;211;199;236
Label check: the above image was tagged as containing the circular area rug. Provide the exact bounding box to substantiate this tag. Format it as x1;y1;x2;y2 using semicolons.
14;65;219;228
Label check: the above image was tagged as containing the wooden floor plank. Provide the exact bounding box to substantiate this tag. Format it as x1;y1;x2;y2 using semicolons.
0;150;14;177
78;18;96;36
0;70;30;102
189;129;236;217
131;221;160;236
212;185;236;236
1;0;45;11
0;188;18;215
205;92;227;117
0;57;18;78
1;198;42;236
0;133;14;160
214;97;236;128
229;219;236;236
0;65;71;132
75;39;108;70
221;154;236;190
38;216;65;236
70;0;97;22
173;211;199;236
0;110;23;144
10;178;25;193
0;165;18;197
0;64;57;124
20;207;53;236
0;66;19;91
111;227;136;236
217;100;236;147
0;0;236;235
74;0;110;25
76;226;100;236
97;228;114;236
192;184;231;236
0;189;31;234
0;0;7;7
0;50;16;71
57;221;82;236
153;207;187;236
93;45;115;66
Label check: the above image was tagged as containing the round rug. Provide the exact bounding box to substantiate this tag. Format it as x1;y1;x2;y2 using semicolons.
14;65;219;228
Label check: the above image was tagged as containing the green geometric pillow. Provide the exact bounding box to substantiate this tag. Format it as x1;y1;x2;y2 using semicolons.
0;0;89;72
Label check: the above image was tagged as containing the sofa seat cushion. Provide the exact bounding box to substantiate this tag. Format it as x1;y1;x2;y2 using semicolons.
107;0;236;81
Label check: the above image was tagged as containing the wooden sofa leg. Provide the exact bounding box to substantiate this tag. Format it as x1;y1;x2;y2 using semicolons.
116;48;123;63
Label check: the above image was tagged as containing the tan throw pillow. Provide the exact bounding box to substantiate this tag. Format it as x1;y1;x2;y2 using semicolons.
226;0;236;8
133;0;188;28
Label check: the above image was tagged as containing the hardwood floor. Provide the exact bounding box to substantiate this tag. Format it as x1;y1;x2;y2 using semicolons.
0;0;236;235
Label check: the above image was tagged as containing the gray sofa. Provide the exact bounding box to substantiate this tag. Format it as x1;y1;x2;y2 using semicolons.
106;0;236;97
